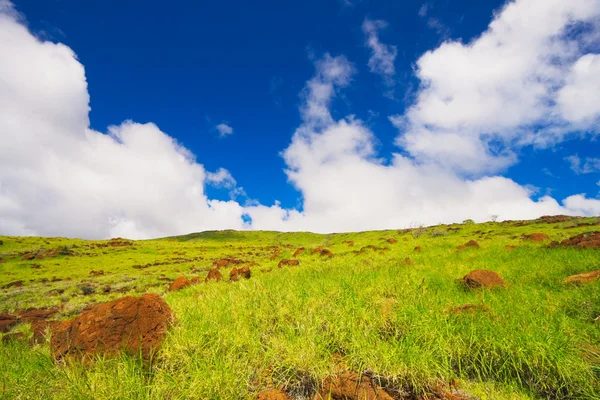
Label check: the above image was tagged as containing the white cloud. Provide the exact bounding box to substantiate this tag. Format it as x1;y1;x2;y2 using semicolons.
566;154;600;174
216;123;233;137
393;0;600;175
0;7;246;239
362;19;397;89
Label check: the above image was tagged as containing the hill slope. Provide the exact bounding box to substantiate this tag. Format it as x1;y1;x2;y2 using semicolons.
1;217;599;399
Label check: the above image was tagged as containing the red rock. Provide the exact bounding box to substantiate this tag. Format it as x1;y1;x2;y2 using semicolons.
316;372;394;400
205;268;222;283
278;259;300;268
461;270;504;289
0;313;19;333
255;389;292;400
293;248;305;257
50;294;173;360
559;232;600;249
168;276;191;291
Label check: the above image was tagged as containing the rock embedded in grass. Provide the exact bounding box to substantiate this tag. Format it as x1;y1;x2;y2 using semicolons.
563;270;600;285
457;240;479;251
315;372;394;400
168;275;191;291
0;313;19;332
204;267;222;282
51;293;173;361
521;233;549;242
461;270;504;289
558;232;600;249
293;247;305;257
255;389;292;400
278;259;299;268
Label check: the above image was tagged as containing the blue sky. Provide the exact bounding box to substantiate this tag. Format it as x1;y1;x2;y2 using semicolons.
1;0;600;238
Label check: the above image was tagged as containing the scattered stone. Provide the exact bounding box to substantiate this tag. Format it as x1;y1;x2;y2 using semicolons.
51;293;173;360
278;259;300;268
255;389;292;400
316;372;394;400
461;270;504;289
293;247;305;257
457;240;479;250
168;276;191;291
521;233;549;242
563;270;600;285
205;268;222;283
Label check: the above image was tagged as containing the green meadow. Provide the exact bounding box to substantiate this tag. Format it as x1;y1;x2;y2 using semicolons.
1;217;599;399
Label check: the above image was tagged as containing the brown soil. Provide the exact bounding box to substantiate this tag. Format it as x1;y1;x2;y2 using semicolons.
293;248;305;257
31;320;61;344
414;246;422;252
230;266;251;281
449;304;490;315
563;270;600;285
2;280;23;289
318;249;334;257
558;232;600;249
342;240;355;247
386;238;398;244
18;307;60;323
255;389;292;400
539;215;573;223
316;372;394;400
361;245;377;252
31;264;42;269
89;270;105;276
168;276;191;291
521;233;549;242
278;259;300;268
505;245;516;250
461;270;504;289
213;258;245;268
51;293;173;360
204;268;222;283
0;313;19;333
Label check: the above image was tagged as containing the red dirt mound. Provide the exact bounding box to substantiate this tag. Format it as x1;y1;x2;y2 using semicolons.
522;233;549;242
319;249;334;257
316;372;394;400
89;270;104;276
342;240;355;247
2;332;26;343
2;280;23;289
168;276;191;291
0;313;18;333
31;320;61;344
18;307;60;323
204;268;222;283
361;245;377;252
505;245;516;250
414;246;421;252
278;259;300;268
461;270;504;289
51;293;172;360
563;270;600;285
558;232;600;249
255;389;292;400
448;304;490;315
293;247;305;257
386;238;398;244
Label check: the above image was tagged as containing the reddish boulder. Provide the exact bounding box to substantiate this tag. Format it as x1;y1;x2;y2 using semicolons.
255;389;292;400
457;240;479;250
461;270;504;289
316;372;394;400
168;276;191;291
51;293;173;360
522;233;549;242
293;247;305;257
205;268;222;283
0;313;19;333
563;270;600;285
278;259;300;268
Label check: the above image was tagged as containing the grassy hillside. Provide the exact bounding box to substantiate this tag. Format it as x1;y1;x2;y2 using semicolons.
1;217;599;399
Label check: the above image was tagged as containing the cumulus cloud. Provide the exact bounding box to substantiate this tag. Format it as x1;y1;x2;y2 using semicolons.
0;7;246;239
393;0;600;175
216;123;233;137
362;19;397;90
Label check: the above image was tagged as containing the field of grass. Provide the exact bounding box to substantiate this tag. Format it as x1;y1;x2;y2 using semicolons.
1;217;599;399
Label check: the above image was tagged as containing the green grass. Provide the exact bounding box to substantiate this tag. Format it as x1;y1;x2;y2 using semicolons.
1;218;599;399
